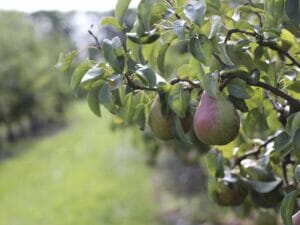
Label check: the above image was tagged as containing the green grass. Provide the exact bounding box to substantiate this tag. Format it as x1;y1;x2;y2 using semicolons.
0;101;157;225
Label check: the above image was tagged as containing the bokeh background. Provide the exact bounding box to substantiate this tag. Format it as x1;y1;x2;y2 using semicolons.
0;1;281;225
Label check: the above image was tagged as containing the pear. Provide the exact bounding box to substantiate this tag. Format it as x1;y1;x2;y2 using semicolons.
193;91;240;145
148;96;191;140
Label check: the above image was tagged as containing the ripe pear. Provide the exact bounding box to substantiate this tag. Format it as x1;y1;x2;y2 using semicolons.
148;96;191;140
193;91;240;145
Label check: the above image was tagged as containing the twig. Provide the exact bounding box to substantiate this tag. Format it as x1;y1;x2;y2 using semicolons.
224;28;257;43
88;29;101;50
220;73;300;111
246;0;263;28
170;78;200;88
124;73;157;91
233;136;276;168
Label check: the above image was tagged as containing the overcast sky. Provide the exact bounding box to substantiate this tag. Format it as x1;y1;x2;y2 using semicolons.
1;0;139;12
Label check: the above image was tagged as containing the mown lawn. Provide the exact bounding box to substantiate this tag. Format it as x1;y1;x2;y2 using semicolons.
0;101;157;225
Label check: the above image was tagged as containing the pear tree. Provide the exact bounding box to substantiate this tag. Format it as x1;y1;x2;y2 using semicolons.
57;0;300;224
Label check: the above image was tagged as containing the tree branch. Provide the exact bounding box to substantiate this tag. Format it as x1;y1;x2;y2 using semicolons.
220;73;300;111
233;135;276;168
124;73;157;92
170;78;201;88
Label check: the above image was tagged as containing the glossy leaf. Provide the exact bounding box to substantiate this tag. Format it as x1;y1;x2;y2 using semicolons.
55;51;77;72
136;65;157;87
206;149;224;178
172;116;192;145
71;60;95;93
227;78;254;99
293;128;300;160
286;80;300;93
157;43;170;76
190;33;213;66
281;189;300;225
87;87;101;117
98;83;118;114
285;0;300;23
203;71;219;98
242;177;282;193
184;0;207;27
115;0;131;26
168;83;190;118
102;37;125;73
209;15;223;39
81;67;105;84
173;19;186;40
126;30;160;44
101;16;122;30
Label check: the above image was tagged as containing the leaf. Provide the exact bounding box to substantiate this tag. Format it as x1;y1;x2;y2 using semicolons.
293;128;300;160
115;0;131;26
168;83;190;118
190;33;213;66
87;87;101;117
228;95;249;112
157;43;170;76
172;116;192;145
136;65;157;87
227;78;254;99
203;71;219;98
71;60;95;93
220;65;249;76
126;30;160;44
242;177;282;193
102;37;125;73
295;165;300;183
184;0;207;27
98;83;118;114
209;15;223;39
55;51;77;72
101;16;122;30
108;74;123;90
123;93;135;122
285;0;300;24
206;149;224;178
286;113;297;135
215;43;235;67
244;108;269;138
274;132;292;152
81;67;105;84
137;0;167;31
173;20;186;40
281;189;300;225
286;80;300;93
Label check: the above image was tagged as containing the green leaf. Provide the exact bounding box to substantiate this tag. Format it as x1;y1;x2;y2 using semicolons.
108;74;123;90
293;128;300;160
184;0;207;27
136;65;157;87
172;116;192;145
157;43;170;76
55;51;77;72
215;43;235;67
285;0;300;24
102;37;125;73
71;60;95;93
295;165;300;183
126;30;160;44
242;177;282;193
115;0;131;26
168;83;190;118
81;67;105;84
206;149;224;178
209;15;223;39
227;78;254;99
286;113;297;135
281;189;300;225
274;132;292;152
98;83;118;114
173;20;186;40
137;0;167;31
123;93;135;122
190;33;213;66
101;16;122;30
203;71;219;98
228;95;249;112
87;87;101;117
220;65;249;76
244;108;269;138
286;80;300;93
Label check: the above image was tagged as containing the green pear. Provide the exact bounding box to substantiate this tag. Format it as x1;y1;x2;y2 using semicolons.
148;96;191;140
193;91;240;145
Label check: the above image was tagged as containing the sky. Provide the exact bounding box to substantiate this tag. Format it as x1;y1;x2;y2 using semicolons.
0;0;140;12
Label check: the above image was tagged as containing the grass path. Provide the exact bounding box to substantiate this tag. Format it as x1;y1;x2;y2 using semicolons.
0;102;157;225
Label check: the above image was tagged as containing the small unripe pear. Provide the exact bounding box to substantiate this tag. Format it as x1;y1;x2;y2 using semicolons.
148;96;191;140
193;91;240;145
